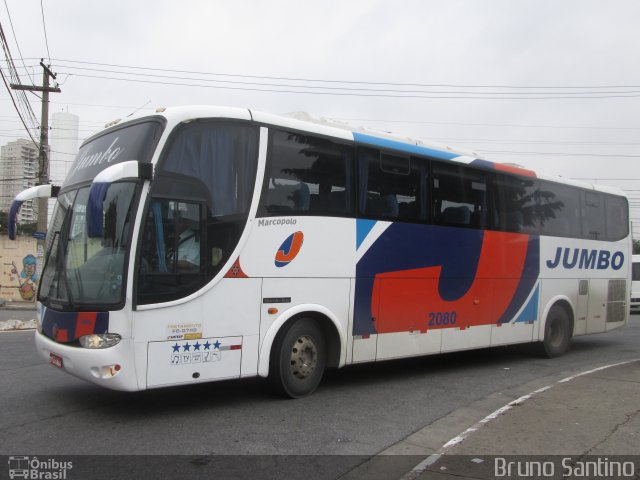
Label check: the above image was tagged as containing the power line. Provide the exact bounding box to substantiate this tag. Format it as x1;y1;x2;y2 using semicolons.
338;118;640;131
2;0;35;85
482;149;640;158
0;66;38;147
60;72;640;100
39;0;51;64
48;58;640;90
49;63;640;98
432;138;640;147
0;23;40;141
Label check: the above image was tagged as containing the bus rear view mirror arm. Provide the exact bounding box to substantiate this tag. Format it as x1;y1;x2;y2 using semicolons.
87;160;153;238
8;184;61;240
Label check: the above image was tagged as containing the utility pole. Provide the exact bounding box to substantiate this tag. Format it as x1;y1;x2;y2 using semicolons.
11;60;61;261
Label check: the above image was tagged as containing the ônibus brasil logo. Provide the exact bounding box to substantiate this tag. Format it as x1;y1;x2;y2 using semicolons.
8;456;73;479
275;231;304;267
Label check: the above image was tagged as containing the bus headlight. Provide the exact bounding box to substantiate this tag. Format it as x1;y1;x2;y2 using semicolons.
79;333;122;349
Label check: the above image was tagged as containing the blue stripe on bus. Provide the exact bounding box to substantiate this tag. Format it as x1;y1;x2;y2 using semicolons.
353;223;540;336
497;236;540;324
356;219;377;249
514;283;540;323
352;132;459;161
470;158;495;170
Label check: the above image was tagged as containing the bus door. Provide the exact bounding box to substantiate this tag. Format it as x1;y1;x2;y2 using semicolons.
574;279;589;335
135;199;250;388
586;279;608;333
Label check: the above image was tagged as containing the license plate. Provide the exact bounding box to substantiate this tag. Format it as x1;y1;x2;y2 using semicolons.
49;352;63;368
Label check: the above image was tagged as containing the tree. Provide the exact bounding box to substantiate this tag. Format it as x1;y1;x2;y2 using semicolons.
0;211;38;236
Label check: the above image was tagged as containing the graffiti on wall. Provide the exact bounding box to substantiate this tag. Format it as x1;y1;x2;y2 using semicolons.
2;253;38;302
1;237;40;303
12;254;38;301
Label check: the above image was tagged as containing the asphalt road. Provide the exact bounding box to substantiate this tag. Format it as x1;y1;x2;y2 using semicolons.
1;316;639;478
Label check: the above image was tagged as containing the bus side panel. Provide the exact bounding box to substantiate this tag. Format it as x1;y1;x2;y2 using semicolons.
239;217;354;370
539;237;629;337
135;278;262;389
356;222;540;358
490;279;538;346
375;277;443;360
260;277;351;363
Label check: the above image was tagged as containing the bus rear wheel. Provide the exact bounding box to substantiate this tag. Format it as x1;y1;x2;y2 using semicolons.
540;305;571;358
269;318;327;398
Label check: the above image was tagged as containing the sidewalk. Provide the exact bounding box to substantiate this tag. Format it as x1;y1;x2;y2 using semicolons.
340;360;640;480
0;301;36;310
0;301;37;330
410;359;640;479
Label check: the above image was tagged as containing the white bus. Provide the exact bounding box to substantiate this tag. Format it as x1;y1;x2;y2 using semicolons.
631;254;640;314
9;106;631;397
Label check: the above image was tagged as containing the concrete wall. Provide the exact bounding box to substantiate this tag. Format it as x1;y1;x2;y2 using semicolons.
0;236;40;303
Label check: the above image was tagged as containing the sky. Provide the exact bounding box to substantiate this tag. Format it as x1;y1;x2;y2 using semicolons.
2;0;640;235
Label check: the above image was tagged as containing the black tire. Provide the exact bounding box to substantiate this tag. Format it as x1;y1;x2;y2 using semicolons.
269;318;327;398
539;304;572;358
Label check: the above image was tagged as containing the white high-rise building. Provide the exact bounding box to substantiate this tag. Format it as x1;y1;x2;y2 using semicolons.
0;139;38;223
48;111;79;220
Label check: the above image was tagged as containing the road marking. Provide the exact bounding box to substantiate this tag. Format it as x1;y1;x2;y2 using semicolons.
400;358;640;480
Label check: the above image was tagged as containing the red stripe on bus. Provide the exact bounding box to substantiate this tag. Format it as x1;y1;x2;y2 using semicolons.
74;312;98;338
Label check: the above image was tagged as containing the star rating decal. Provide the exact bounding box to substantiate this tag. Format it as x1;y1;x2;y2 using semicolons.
173;340;222;353
169;340;232;366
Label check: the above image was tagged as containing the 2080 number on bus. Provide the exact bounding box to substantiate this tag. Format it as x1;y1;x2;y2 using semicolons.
428;311;457;326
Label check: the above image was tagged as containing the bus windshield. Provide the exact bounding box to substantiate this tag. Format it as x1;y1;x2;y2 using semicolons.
39;182;139;308
38;119;163;309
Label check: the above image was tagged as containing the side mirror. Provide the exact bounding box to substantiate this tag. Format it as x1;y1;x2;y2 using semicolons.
87;161;153;238
8;184;60;240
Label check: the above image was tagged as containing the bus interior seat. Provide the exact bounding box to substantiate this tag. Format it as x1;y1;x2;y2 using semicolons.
289;182;310;211
441;205;471;225
399;201;418;219
266;181;309;212
328;190;346;212
506;211;524;230
470;209;484;228
367;194;399;218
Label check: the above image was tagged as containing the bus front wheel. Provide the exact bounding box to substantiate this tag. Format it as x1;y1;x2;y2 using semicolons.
269;318;327;398
540;304;571;358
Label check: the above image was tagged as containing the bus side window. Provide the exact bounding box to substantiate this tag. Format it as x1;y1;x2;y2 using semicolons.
604;195;629;241
149;200;202;271
260;130;354;217
492;173;538;234
138;199;205;303
582;191;605;240
538;181;581;237
358;148;427;223
432;163;486;229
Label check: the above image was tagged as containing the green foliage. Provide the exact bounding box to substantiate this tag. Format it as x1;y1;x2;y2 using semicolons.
0;211;39;236
18;222;38;235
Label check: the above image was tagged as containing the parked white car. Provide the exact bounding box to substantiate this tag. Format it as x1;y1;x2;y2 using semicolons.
631;254;640;314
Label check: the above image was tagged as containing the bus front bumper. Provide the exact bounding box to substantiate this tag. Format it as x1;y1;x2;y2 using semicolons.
34;331;141;391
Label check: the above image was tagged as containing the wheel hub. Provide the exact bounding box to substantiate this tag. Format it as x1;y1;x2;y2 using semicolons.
290;335;317;379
